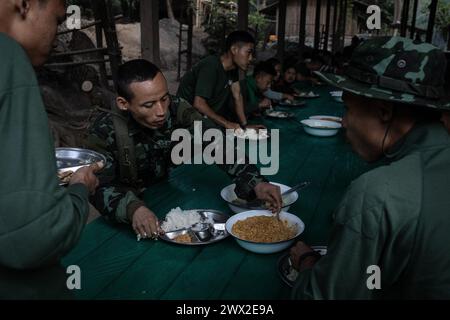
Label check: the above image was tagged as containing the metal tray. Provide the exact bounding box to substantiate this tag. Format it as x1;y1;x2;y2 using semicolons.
56;147;107;185
159;209;230;246
278;246;327;287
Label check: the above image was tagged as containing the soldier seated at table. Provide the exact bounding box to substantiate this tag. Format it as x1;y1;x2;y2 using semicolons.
86;59;282;240
290;36;450;299
177;30;255;131
295;57;325;86
230;61;277;129
263;58;296;103
273;64;298;95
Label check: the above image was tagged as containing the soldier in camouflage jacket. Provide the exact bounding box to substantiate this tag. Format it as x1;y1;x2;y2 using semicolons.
86;59;282;239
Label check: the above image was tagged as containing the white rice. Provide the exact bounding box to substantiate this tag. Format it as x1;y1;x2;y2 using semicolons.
161;207;202;232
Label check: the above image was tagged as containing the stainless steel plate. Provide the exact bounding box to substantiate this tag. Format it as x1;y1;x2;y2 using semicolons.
265;110;295;119
296;93;320;99
278;100;306;107
278;246;327;287
56;147;107;185
159;209;230;246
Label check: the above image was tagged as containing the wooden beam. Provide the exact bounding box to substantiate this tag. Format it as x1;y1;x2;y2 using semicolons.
324;0;331;51
237;0;249;31
410;0;419;39
141;0;161;66
400;0;410;37
314;0;322;50
299;0;308;52
277;0;287;59
332;0;338;53
187;8;193;71
426;0;438;43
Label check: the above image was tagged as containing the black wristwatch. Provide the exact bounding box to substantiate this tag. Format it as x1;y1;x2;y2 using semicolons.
241;123;247;130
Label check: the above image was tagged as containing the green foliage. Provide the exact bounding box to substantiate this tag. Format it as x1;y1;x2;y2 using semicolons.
202;0;270;54
202;0;237;54
248;0;270;46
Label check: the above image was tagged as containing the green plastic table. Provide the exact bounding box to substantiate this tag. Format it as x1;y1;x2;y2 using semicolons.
62;85;371;300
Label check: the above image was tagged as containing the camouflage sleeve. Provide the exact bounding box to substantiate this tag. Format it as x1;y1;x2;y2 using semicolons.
85;114;143;223
218;162;267;201
173;99;267;200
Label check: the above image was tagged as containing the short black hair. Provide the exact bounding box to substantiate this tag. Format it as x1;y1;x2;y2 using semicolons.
283;64;297;73
253;61;277;78
116;59;161;101
266;57;281;69
225;30;255;52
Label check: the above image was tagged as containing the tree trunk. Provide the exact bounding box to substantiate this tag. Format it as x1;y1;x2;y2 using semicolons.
166;0;176;21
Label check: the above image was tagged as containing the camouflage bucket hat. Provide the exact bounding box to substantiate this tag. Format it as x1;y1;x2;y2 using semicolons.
315;36;450;110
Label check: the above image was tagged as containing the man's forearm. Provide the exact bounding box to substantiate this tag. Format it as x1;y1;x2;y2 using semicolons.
92;185;141;223
193;96;230;128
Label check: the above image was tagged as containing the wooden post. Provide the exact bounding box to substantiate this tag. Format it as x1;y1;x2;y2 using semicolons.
91;0;108;87
324;0;331;51
410;0;419;39
141;0;161;66
277;0;287;59
340;0;347;50
237;0;249;31
94;0;122;88
177;16;183;80
426;0;438;43
400;0;410;37
299;0;308;53
314;0;322;50
332;0;338;53
187;8;193;72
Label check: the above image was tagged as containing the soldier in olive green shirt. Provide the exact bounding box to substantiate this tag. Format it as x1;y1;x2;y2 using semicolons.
0;0;99;299
290;37;450;299
177;31;255;130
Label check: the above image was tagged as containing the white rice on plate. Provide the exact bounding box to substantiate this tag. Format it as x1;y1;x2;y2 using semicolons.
161;207;202;232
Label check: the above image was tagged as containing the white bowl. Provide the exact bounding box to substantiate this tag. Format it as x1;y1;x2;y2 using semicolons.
225;210;305;254
220;182;299;214
309;115;342;123
300;119;342;137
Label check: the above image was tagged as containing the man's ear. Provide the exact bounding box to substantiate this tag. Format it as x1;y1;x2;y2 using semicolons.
14;0;32;18
230;44;239;56
376;102;394;123
116;96;129;111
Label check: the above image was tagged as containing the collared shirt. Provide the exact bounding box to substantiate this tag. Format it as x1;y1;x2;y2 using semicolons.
293;122;450;299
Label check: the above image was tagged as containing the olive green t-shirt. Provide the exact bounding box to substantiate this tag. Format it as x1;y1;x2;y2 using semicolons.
177;55;238;115
0;32;89;298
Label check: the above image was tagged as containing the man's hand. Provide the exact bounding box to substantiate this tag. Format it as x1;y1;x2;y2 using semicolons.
254;182;282;213
69;161;103;194
290;241;319;272
131;206;162;240
258;98;272;109
246;124;267;130
225;121;242;130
